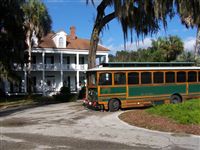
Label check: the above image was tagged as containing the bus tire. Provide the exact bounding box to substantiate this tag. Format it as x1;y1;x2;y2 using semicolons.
109;99;120;112
170;95;182;104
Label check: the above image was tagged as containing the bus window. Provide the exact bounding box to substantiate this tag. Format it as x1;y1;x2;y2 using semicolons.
128;72;139;85
188;71;197;82
99;73;112;85
199;72;200;82
88;72;96;86
177;71;186;83
154;72;164;83
141;72;152;84
114;72;126;85
166;72;175;83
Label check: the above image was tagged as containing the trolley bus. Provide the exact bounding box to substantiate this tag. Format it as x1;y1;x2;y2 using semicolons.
84;62;200;111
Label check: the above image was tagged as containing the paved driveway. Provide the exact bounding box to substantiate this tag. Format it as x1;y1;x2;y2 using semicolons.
0;101;199;150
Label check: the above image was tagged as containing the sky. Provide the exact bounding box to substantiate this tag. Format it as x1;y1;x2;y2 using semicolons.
43;0;197;55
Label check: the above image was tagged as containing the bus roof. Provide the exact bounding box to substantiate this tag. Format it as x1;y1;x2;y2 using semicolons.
87;62;199;72
88;66;200;72
101;62;195;67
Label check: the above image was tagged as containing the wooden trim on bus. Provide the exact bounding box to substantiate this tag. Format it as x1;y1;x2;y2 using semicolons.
126;93;188;99
186;82;189;95
126;72;129;98
99;93;126;97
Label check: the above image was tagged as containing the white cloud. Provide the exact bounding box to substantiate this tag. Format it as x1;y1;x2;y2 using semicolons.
107;36;197;55
106;37;153;55
107;37;114;43
183;37;196;51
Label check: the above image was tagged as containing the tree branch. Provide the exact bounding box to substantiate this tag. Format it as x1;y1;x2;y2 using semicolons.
100;12;116;29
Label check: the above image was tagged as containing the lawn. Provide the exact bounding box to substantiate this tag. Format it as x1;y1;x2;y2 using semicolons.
146;99;200;125
119;99;200;135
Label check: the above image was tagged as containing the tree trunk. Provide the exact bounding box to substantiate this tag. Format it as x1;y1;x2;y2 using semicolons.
88;0;116;69
88;27;100;69
194;26;200;60
26;31;32;96
195;26;200;61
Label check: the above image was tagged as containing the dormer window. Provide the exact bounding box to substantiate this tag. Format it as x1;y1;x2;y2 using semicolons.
59;37;64;47
52;31;67;48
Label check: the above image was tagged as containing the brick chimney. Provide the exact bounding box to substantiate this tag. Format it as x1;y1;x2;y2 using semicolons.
70;26;77;40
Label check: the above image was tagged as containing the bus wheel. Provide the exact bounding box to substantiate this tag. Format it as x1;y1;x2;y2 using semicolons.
170;95;182;104
109;99;120;112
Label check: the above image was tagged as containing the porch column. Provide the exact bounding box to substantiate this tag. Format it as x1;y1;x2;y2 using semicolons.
42;52;45;96
60;52;63;87
24;64;27;93
99;57;101;64
76;53;80;91
105;54;109;63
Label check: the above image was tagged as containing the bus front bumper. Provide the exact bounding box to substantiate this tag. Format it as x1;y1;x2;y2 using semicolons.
83;99;103;110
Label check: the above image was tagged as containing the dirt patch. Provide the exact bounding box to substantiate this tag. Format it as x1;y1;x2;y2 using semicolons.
119;110;200;135
0;118;37;127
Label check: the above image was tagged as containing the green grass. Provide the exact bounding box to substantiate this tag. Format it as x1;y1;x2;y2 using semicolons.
146;99;200;125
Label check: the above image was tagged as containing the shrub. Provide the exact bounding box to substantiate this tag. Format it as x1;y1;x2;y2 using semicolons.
60;86;70;95
78;86;86;99
53;86;77;102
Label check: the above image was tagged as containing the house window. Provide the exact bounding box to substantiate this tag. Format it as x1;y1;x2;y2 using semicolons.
59;37;64;47
32;55;36;64
67;56;70;64
79;57;84;64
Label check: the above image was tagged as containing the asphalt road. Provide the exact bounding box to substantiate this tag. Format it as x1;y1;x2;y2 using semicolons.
0;101;199;150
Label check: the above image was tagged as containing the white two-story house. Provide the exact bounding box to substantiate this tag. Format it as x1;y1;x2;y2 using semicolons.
4;26;109;96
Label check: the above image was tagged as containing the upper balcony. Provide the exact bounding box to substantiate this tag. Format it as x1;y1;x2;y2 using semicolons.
13;63;88;71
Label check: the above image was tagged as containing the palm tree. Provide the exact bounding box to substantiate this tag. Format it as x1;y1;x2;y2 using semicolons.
152;36;184;61
22;0;52;94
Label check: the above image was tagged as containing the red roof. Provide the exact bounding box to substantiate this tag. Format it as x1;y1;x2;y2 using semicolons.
38;33;109;51
38;33;56;48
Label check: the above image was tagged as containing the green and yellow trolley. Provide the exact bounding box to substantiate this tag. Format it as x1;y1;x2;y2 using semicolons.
84;62;200;111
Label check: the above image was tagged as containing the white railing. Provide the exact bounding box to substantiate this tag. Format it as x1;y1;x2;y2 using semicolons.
45;63;61;71
79;64;88;70
13;63;88;71
31;63;44;71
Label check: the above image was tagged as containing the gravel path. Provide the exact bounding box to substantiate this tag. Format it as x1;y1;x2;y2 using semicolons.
0;101;199;150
